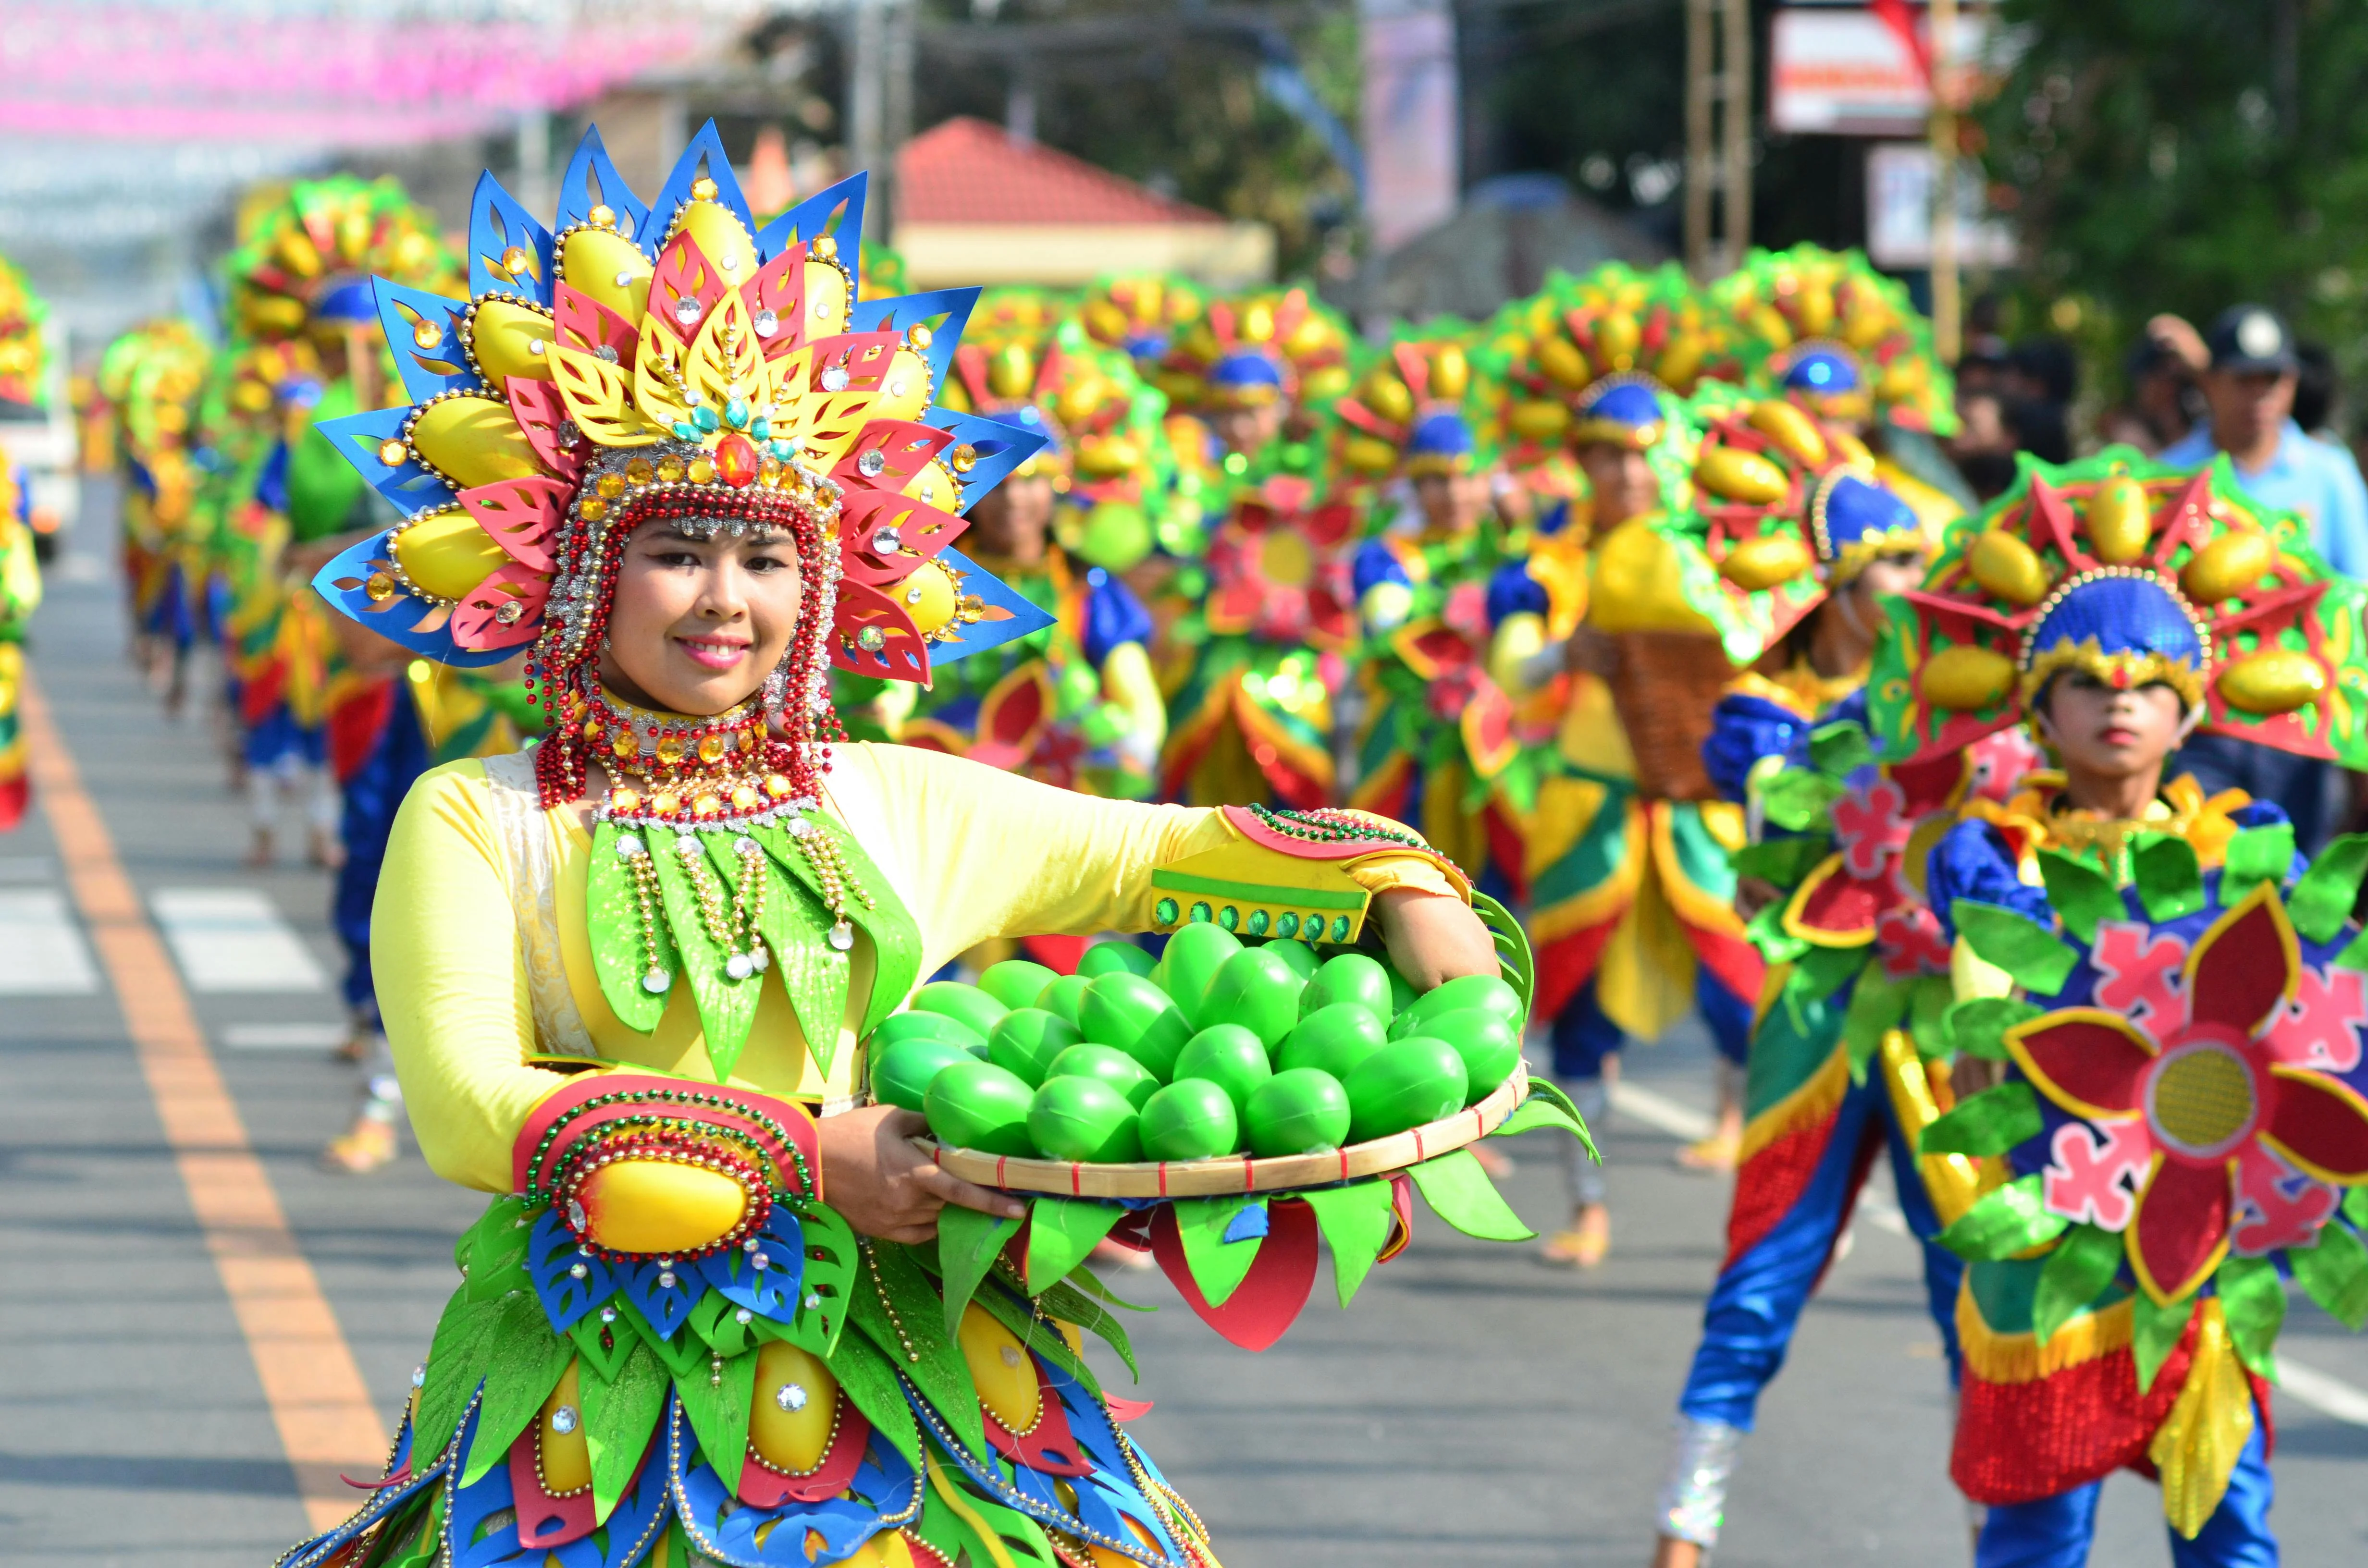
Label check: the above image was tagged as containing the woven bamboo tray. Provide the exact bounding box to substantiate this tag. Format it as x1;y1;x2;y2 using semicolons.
923;1059;1530;1199
1604;630;1733;802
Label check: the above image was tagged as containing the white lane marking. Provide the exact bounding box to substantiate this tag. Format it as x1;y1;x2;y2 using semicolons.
1609;1080;1714;1141
150;887;329;993
2279;1356;2368;1427
220;1022;348;1052
0;888;100;994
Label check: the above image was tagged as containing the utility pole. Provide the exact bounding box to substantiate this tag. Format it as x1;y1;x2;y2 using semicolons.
848;0;914;239
1929;0;1959;361
1683;0;1752;280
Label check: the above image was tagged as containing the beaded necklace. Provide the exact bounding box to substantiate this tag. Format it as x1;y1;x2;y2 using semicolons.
575;675;885;1078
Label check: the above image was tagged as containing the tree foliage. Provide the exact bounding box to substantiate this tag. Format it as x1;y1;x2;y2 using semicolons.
1978;0;2368;379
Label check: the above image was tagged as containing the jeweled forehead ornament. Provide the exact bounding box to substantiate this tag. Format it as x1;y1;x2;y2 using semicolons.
309;119;1063;803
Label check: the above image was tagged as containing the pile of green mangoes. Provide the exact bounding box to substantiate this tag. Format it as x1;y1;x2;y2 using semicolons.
871;925;1526;1164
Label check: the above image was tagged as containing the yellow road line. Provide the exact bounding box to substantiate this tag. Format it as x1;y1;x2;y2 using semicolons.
22;673;388;1530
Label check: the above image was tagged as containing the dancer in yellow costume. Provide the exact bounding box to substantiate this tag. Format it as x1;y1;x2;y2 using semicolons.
99;318;212;709
282;125;1496;1568
1472;268;1730;1262
0;459;37;831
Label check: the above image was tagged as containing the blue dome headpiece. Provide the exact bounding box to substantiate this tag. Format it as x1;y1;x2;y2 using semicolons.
1208;347;1286;404
1811;471;1927;584
2018;567;2211;711
1403;406;1478;477
1776;340;1872;421
311;275;380;327
1569;374;1666;450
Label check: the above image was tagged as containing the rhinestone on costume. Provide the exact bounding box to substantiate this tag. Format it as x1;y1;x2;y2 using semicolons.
568;1199;588;1228
855;625;886;651
676;834;704;860
870;526;901;553
600;1305;618;1323
674;294;703;326
579;497;608;523
1154;897;1179;926
735;1307;754;1324
857;448;888;478
595;343;620;363
412;319;444;349
528;338;546;355
829;920;855;951
805;1292;821;1310
725;953;754;981
626;457;655;484
950;444;977;473
365;571;397;603
999;1344;1023;1369
715;433;762;487
550;1405;580;1435
776;1383;809;1412
499;245;532;276
657;1269;677;1288
752;1251;770;1270
787;816;814;838
596;473;626;498
590;203;616;228
657;455;685;482
569;1262;589;1279
376;437;408;466
616;834;646;859
691;176;719;200
718;252;739;273
687;456;716;484
910;324;934;349
494;600;524;625
411;1365;427;1389
614;269;635;288
820;365;851;392
642;968;670;994
753;308;779;338
888;379;908;397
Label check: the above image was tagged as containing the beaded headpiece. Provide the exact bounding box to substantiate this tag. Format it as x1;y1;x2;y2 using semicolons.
1593;384;1929;662
1868;452;2368;765
1485;262;1731;452
1332;331;1492;487
0;254;47;408
1162;286;1350;413
223;174;459;346
309;122;1058;810
1079;272;1207;385
1714;244;1958;436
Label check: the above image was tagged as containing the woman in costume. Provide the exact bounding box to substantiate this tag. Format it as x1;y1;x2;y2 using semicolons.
222;174;463;867
871;289;1169;802
1471;271;1735;1262
99;318;212;710
1865;454;2368;1565
1156;288;1356;808
283;126;1495;1568
0;458;38;831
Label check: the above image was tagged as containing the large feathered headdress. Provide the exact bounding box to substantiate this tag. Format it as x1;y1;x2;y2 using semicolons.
310;123;1056;804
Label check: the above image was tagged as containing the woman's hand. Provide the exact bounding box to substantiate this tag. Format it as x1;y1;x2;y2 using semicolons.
816;1104;1025;1244
1372;888;1500;993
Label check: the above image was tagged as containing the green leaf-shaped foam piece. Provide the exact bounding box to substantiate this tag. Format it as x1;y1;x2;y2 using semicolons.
1303;1180;1398;1306
1407;1147;1534;1241
1919;1081;2043;1157
2032;1222;2122;1348
1936;1173;2068;1262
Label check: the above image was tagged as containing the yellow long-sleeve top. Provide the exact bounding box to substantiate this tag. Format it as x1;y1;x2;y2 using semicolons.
376;741;1465;1194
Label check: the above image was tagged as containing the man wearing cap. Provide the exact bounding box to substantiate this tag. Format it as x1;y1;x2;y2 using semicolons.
2156;304;2368;848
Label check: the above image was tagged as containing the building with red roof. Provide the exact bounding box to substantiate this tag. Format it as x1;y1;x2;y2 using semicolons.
892;117;1272;289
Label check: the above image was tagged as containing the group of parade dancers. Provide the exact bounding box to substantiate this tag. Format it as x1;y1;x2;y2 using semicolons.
61;159;2368;1566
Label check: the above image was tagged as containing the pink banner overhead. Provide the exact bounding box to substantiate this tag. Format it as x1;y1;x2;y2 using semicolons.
0;3;736;147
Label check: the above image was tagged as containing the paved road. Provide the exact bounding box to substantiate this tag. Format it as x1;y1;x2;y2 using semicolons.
7;513;2368;1566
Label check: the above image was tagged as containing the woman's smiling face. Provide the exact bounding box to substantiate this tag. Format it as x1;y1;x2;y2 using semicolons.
596;521;803;716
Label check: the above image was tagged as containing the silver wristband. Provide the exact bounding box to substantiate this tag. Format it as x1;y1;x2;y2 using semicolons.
1654;1415;1745;1549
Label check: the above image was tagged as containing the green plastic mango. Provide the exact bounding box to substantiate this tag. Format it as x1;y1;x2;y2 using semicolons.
1172;1024;1272;1115
912;980;1009;1039
1392;972;1523;1037
872;1009;988;1056
987;1007;1083;1087
1139;1078;1241;1161
1043;1043;1160;1110
1157;921;1242;1026
1197;947;1303;1049
1027;1076;1142;1163
870;1035;976;1113
1035;973;1092;1027
979;959;1061;1012
1275;1002;1386;1082
1423;1007;1522;1105
1260;939;1320;980
1245;1068;1352;1157
924;1060;1036;1156
1298;952;1392;1023
1344;1035;1469;1144
1079;971;1194;1080
1077;940;1156;979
